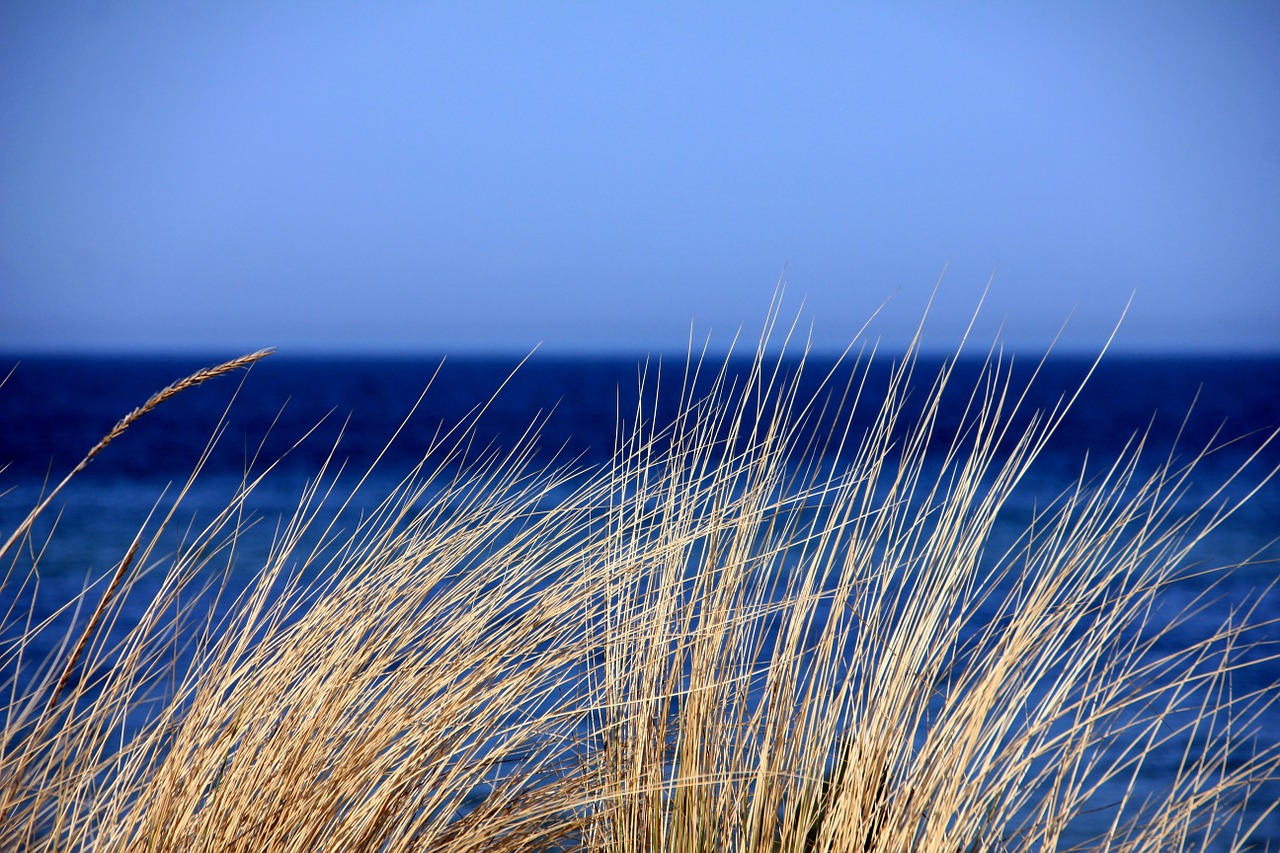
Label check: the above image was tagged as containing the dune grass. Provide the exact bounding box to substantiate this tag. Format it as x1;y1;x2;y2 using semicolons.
2;307;1278;851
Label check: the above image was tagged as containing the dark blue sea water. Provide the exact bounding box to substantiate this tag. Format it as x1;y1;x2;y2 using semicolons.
2;352;1278;846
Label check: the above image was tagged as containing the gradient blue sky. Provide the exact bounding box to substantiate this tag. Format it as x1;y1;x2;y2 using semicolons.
2;2;1278;355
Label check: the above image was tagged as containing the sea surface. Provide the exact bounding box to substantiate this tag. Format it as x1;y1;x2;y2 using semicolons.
2;352;1279;846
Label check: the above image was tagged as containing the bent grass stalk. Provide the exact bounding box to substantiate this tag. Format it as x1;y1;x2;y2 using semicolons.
1;315;1277;851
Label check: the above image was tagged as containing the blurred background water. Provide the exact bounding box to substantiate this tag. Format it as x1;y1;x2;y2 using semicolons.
2;353;1278;845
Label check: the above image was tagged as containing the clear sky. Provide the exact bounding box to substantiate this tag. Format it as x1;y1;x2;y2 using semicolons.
2;2;1278;355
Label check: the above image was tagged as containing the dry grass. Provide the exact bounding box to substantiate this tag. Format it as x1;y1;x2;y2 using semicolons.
2;308;1278;851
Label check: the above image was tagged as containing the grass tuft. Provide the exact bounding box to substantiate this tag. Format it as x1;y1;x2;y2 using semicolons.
2;315;1277;851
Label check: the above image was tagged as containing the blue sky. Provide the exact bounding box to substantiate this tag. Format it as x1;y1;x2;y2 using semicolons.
2;2;1278;355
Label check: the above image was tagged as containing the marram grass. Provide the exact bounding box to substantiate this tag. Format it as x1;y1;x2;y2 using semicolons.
2;311;1278;851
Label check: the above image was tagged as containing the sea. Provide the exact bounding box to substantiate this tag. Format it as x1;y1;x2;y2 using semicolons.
2;352;1278;847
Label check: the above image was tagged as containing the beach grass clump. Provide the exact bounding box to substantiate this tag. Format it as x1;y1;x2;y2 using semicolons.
2;307;1278;851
